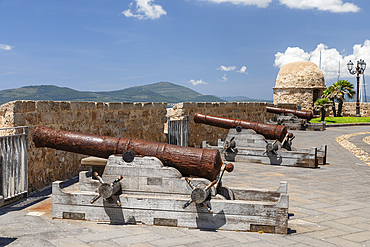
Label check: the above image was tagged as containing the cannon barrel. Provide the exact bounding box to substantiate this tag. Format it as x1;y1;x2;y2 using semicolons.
194;112;288;142
266;106;314;121
32;125;232;181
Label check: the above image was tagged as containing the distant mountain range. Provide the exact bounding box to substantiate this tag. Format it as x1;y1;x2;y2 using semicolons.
0;81;271;105
220;96;273;103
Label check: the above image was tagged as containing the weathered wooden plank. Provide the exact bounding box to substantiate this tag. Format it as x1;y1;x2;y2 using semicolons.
102;156;182;179
78;172;217;196
53;182;288;217
81;157;108;166
52;203;287;234
204;128;319;168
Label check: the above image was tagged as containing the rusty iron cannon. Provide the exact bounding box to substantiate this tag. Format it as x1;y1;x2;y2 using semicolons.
43;127;289;233
266;106;314;121
193;112;288;142
32;125;234;181
266;106;325;131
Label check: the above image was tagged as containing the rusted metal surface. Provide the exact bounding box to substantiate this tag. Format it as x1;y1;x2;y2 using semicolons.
32;125;231;181
194;112;288;142
266;106;314;121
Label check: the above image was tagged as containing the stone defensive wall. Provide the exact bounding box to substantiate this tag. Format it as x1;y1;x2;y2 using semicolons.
0;100;167;191
0;100;295;192
331;102;370;117
167;102;296;148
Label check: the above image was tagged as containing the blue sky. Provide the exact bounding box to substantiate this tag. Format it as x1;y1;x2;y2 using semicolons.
1;0;370;100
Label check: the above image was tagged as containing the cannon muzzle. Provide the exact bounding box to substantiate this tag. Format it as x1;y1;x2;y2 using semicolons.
266;106;314;121
194;112;288;142
32;125;232;181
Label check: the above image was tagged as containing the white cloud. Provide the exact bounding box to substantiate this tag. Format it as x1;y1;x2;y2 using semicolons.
201;0;360;12
200;0;272;8
274;40;370;81
236;65;248;74
217;65;236;72
189;79;207;85
274;47;311;68
122;0;167;20
218;74;228;82
0;44;14;50
279;0;360;13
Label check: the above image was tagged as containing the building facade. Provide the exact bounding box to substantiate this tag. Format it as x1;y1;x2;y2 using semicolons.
273;61;326;111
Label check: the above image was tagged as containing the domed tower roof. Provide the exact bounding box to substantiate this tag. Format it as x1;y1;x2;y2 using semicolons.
275;61;325;89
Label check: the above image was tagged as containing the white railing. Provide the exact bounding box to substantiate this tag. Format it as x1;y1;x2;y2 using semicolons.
0;126;28;200
168;116;189;147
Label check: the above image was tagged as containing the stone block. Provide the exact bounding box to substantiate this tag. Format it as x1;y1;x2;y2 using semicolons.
40;112;57;125
142;102;154;110
36;101;61;112
60;101;71;111
134;103;143;109
24;101;36;112
13;101;24;113
174;102;192;109
70;102;95;111
13;113;26;126
108;102;122;110
96;102;104;109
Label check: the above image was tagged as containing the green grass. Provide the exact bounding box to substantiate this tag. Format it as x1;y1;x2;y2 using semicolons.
310;117;370;124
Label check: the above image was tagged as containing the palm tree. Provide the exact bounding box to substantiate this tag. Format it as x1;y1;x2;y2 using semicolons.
314;98;331;121
332;80;355;117
323;85;336;117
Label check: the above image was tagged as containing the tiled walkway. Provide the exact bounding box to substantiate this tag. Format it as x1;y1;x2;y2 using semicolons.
1;126;370;246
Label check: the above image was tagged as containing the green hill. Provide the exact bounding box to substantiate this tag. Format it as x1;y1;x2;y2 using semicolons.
0;85;98;104
0;82;226;105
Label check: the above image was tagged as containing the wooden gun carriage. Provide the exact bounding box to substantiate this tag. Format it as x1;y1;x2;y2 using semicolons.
33;126;289;234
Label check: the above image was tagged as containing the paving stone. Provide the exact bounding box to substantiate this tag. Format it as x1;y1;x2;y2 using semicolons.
1;126;370;246
305;228;348;239
302;214;341;224
127;243;156;247
341;231;370;243
85;239;123;247
14;234;56;247
286;235;338;247
75;229;131;243
112;233;165;246
216;230;261;243
319;221;363;233
324;237;365;247
50;236;90;247
139;225;188;238
334;216;370;225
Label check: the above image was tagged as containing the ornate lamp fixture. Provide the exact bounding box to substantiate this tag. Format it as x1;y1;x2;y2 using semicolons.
347;59;366;117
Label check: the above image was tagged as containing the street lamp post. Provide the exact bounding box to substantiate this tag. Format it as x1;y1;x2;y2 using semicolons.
347;59;366;117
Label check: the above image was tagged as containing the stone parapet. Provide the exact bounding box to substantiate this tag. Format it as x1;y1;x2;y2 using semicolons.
167;102;271;148
0;100;300;193
328;102;370;117
0;100;167;191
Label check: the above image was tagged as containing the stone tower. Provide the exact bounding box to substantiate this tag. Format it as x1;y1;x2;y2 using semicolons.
273;61;326;111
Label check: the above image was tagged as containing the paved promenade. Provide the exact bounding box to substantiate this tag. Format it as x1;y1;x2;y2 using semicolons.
1;126;370;246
